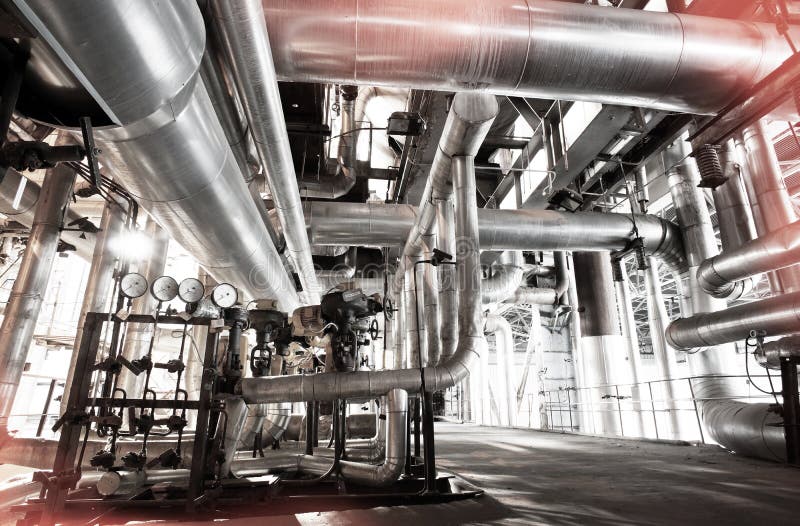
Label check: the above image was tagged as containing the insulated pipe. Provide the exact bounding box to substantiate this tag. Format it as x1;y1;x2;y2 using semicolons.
697;220;800;301
17;0;300;310
60;203;124;414
392;93;498;304
503;287;558;305
263;0;794;114
423;239;441;366
755;335;800;369
199;32;285;253
297;86;363;199
297;388;407;487
239;155;486;402
0;149;76;432
437;200;458;363
741;120;800;294
210;0;320;305
0;166;95;260
404;264;424;368
303;202;686;271
665;137;785;462
696;141;758;299
482;251;525;304
484;314;516;427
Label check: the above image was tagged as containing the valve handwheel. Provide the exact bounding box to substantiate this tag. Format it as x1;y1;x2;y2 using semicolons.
369;319;380;340
383;297;395;320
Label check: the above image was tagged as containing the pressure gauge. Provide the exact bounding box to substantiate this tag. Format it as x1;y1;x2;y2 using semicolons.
150;275;179;302
211;283;238;308
178;277;205;303
120;272;148;299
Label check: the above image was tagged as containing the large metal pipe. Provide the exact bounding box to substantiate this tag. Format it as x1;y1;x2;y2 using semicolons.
695;141;759;299
483;251;525;304
16;0;300;311
741;119;800;294
296;86;373;199
484;314;516;427
210;0;320;304
0;147;76;431
263;0;793;114
303;202;685;271
665;137;785;461
239;155;486;402
60;203;124;414
0;166;95;260
392;93;498;301
297;388;407;487
437;200;458;363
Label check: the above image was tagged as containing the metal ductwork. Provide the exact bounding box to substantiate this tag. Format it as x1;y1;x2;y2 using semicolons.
264;0;794;114
755;335;800;369
0;166;95;260
297;388;407;486
15;0;300;311
240;155;486;403
210;0;320;305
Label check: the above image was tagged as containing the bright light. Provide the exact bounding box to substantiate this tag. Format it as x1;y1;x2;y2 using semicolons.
108;227;153;265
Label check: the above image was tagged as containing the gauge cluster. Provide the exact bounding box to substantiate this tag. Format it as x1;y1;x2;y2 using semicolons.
119;272;236;311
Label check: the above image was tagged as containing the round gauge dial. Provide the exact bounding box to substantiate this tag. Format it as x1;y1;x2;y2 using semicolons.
150;275;179;302
178;277;205;303
211;283;238;308
120;272;148;299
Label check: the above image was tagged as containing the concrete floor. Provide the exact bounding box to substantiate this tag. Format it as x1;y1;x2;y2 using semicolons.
4;423;799;525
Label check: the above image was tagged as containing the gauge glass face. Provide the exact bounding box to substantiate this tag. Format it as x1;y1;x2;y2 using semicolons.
120;272;148;299
151;275;179;302
211;283;238;308
178;277;205;303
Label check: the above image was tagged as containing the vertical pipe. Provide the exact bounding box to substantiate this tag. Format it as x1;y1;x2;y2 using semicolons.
60;203;124;414
404;265;424;368
116;218;170;398
573;252;624;436
715;141;757;252
423;235;441;366
436;200;458;363
741;120;800;293
0;139;76;432
666;135;784;459
564;254;588;432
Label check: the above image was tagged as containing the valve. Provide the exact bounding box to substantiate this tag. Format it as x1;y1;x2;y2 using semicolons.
89;449;116;469
121;451;147;470
154;359;185;374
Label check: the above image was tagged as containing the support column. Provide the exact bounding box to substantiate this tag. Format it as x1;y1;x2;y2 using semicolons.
612;263;646;438
116;218;169;398
0;141;76;433
61;203;124;414
573;251;625;436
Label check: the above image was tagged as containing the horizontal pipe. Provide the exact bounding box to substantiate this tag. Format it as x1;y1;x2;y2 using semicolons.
755;335;800;369
697;220;800;299
303;201;686;271
264;0;794;114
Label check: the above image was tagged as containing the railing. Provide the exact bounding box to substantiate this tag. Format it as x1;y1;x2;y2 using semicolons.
7;373;64;438
447;373;784;444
